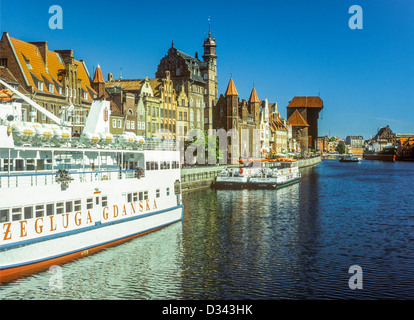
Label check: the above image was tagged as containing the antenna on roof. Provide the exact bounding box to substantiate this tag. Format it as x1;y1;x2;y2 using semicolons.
119;68;123;80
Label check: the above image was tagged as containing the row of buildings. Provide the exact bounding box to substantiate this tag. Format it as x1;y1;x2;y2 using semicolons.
0;30;324;160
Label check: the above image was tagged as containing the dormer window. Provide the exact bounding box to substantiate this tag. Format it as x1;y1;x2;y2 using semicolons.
83;90;88;100
22;54;32;70
37;81;43;91
49;83;54;92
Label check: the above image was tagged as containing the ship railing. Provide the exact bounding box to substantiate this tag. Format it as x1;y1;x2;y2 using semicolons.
142;138;177;151
0;169;141;189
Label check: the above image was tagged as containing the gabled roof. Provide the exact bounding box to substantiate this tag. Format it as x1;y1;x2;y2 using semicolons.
225;78;238;96
7;34;96;102
249;87;260;103
287;96;323;109
269;113;288;132
287;110;309;127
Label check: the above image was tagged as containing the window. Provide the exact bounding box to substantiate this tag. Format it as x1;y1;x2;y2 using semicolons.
131;121;135;130
46;203;55;216
66;201;73;213
166;188;170;196
102;196;108;207
56;202;64;214
184;112;187;121
133;192;138;202
118;120;122;128
86;198;93;210
142;122;145;130
74;200;82;212
12;208;22;221
182;99;185;107
112;119;117;128
83;91;88;100
35;205;44;218
49;84;54;92
0;209;9;223
37;81;43;91
144;191;148;200
24;206;33;219
127;193;132;203
126;120;130;129
156;189;160;198
139;192;143;201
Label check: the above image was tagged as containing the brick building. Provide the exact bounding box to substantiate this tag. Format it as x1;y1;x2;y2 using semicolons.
0;32;97;133
155;27;218;131
286;96;324;151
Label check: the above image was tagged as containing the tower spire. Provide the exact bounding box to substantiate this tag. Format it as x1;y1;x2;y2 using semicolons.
208;16;211;38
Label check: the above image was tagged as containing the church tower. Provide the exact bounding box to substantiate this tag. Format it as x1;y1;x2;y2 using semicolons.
225;78;239;131
248;86;260;126
202;19;218;130
92;64;105;99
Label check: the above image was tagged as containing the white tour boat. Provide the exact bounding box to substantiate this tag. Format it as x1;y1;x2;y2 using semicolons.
0;79;183;284
247;160;301;189
212;159;301;190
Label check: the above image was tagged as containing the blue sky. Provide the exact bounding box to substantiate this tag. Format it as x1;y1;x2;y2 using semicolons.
1;0;413;139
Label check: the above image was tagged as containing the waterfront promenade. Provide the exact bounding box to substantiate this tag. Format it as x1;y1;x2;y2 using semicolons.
181;156;321;193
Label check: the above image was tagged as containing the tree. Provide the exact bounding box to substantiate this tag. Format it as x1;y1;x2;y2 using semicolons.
336;141;346;154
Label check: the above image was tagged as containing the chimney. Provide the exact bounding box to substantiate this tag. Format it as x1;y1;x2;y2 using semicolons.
30;41;48;70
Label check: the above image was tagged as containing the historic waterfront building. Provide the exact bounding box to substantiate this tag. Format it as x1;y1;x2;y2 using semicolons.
155;27;218;131
286;96;324;151
105;71;187;139
213;78;288;161
0;32;97;133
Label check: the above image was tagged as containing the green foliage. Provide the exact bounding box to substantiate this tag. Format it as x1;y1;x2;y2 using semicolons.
336;141;346;154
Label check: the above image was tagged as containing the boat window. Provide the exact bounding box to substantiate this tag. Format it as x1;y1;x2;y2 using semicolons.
144;191;148;200
139;192;143;201
26;159;35;171
133;192;138;202
24;206;33;219
174;180;181;195
66;201;73;213
56;202;64;214
3;159;12;171
127;193;132;203
15;159;24;171
74;200;82;212
12;208;21;221
46;203;55;216
102;196;108;207
35;205;44;217
95;197;100;205
166;187;170;196
0;209;9;223
86;198;93;210
156;189;160;198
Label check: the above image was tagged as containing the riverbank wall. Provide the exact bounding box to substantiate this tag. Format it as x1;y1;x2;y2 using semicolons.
181;156;321;194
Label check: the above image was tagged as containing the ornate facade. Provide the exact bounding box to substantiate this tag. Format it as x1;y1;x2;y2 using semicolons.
156;27;218;131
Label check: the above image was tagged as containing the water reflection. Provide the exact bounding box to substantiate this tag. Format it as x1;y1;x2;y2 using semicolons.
1;160;413;299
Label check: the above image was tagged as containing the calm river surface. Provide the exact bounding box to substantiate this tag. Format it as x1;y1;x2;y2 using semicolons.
1;160;413;299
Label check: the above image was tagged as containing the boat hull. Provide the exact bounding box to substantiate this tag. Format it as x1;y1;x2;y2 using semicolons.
363;154;396;162
0;205;183;284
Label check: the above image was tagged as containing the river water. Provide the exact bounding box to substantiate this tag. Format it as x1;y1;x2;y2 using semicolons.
1;160;413;300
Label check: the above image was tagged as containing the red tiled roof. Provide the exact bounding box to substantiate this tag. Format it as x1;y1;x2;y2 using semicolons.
287;96;323;108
